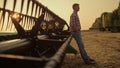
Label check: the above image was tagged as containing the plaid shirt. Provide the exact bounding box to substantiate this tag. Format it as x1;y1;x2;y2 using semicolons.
70;12;81;31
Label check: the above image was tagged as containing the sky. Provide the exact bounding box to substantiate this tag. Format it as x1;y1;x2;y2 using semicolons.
0;0;119;30
37;0;120;30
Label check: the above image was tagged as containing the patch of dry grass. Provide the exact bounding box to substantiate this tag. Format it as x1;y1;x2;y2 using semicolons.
62;31;120;68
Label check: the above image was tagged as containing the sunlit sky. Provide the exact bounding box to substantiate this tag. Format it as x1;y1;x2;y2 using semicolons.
37;0;120;30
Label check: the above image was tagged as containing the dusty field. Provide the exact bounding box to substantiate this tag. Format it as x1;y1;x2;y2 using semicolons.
62;30;120;68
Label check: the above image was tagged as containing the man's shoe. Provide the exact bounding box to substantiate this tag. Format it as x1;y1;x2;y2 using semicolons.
89;58;95;61
85;60;95;65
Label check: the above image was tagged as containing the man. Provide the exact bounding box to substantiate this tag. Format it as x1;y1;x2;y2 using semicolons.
69;3;95;64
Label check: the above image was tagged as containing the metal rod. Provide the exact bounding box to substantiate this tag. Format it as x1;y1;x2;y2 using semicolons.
20;0;24;13
44;35;72;68
5;12;10;30
26;0;30;15
31;2;35;16
35;4;38;17
0;0;7;31
13;0;17;11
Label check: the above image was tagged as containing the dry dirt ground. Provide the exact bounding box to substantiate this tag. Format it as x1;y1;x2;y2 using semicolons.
61;30;120;68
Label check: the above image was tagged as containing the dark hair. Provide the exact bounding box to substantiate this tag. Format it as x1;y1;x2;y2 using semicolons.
72;3;79;10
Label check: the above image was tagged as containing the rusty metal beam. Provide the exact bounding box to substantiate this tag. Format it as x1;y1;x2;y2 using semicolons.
44;35;72;68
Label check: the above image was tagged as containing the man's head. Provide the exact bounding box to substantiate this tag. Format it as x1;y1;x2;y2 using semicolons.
72;3;79;12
